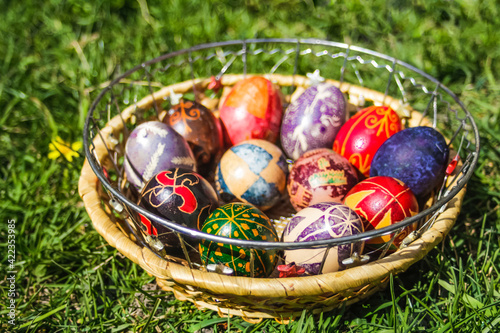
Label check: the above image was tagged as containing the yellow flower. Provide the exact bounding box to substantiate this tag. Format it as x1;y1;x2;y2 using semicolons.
48;136;83;162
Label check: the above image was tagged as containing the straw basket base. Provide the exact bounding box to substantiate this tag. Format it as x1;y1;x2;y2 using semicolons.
79;74;466;321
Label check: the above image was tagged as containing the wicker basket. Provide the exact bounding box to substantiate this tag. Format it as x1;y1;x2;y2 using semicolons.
79;39;479;321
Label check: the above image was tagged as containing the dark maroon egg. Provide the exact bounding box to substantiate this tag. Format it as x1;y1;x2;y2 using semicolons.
124;121;196;189
137;168;218;248
288;148;359;211
281;83;346;160
163;100;223;176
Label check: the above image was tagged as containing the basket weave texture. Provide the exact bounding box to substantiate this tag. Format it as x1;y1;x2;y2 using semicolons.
79;74;466;321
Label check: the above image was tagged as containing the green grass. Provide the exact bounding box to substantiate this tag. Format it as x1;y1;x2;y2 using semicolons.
1;0;499;332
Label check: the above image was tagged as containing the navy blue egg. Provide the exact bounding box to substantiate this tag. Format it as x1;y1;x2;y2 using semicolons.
370;126;449;198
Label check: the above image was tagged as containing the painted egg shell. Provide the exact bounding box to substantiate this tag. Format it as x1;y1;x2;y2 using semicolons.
282;202;364;275
124;121;196;189
219;76;282;145
281;83;347;160
137;168;218;248
370;126;449;198
215;139;288;211
163;99;223;176
199;202;279;277
288;148;359;211
343;176;419;251
333;106;401;177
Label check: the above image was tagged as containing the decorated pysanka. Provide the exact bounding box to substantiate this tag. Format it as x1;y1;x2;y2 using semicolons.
287;148;358;211
215;139;288;211
199;203;279;277
219;76;282;145
333;106;401;177
281;83;347;160
137;168;218;248
343;176;419;251
282;202;364;275
124;121;196;189
163;99;223;175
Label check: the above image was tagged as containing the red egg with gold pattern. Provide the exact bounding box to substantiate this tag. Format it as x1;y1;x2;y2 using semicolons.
333;106;401;177
343;176;419;251
163;99;223;176
288;148;358;211
219;76;282;145
137;168;219;248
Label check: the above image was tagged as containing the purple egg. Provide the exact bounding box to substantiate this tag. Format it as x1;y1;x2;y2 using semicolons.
370;126;449;198
124;121;196;189
282;202;364;275
281;83;347;160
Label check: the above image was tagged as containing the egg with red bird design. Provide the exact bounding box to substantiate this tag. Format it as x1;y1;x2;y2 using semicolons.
124;121;196;189
163;99;223;176
282;202;364;275
137;168;218;248
219;76;282;145
343;176;419;251
333;106;401;177
288;148;358;211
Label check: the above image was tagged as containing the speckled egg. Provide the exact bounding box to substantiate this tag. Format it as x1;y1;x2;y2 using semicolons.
124;121;196;189
333;106;401;177
282;202;364;275
215;139;288;211
288;148;359;211
163;99;223;176
219;76;282;145
137;168;218;248
343;176;419;251
370;126;449;198
199;203;279;277
281;83;346;160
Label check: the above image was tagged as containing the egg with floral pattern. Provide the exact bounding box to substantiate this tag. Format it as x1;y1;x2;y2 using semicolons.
333;106;401;177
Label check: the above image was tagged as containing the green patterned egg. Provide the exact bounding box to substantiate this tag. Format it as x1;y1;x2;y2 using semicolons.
199;202;279;277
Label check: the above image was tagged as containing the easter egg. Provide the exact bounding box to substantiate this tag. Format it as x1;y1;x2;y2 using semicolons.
370;126;449;198
199;203;279;277
137;168;218;248
288;148;358;211
163;99;223;175
215;139;288;211
281;83;347;160
333;106;401;177
343;176;419;251
282;202;364;275
219;76;282;145
124;121;196;189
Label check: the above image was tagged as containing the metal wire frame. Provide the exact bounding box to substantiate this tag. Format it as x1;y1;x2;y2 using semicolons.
83;38;480;253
